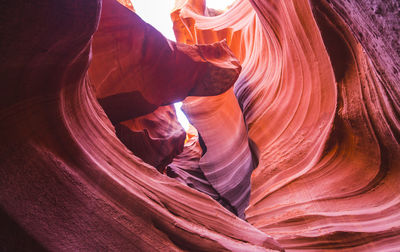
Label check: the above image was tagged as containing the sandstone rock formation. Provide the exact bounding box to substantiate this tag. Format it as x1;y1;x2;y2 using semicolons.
1;0;399;251
172;0;400;250
115;105;186;173
0;0;281;251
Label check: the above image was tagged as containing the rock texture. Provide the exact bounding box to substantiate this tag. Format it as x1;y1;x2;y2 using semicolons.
116;105;186;172
0;0;281;251
1;0;399;251
167;126;238;213
88;0;243;172
172;0;400;250
171;0;260;220
89;0;241;123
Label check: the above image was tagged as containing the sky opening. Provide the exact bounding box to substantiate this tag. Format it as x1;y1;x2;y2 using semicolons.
132;0;235;131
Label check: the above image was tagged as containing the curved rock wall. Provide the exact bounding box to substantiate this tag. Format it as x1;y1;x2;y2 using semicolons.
0;0;282;251
171;0;259;220
173;0;400;250
182;89;256;219
1;0;399;250
89;0;241;122
116;105;186;172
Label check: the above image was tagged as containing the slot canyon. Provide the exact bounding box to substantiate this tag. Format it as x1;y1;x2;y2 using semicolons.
1;0;399;251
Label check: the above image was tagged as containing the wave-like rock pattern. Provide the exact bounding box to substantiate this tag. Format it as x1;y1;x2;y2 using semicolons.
116;105;186;172
1;0;399;250
181;89;257;219
166;127;238;213
171;0;259;220
0;0;283;251
173;0;400;250
167;127;214;197
89;0;241;123
88;0;244;174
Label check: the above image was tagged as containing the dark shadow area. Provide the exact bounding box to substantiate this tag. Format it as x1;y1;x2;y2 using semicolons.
0;207;46;252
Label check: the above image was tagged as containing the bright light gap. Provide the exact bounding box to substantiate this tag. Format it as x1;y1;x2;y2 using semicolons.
132;0;235;131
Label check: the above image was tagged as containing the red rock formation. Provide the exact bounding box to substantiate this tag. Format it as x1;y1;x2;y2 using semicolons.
87;0;245;176
89;0;241;123
0;0;282;251
117;0;134;11
172;0;400;250
166;126;231;208
88;0;243;173
170;0;260;220
116;105;186;172
180;90;257;219
1;0;399;251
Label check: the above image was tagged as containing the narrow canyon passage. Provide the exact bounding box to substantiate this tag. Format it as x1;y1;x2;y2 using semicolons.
1;0;399;251
89;0;254;219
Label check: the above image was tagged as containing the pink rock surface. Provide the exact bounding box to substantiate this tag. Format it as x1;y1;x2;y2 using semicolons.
1;0;399;250
173;0;400;250
0;0;282;251
181;90;257;219
116;105;186;173
88;0;242;178
89;0;241;123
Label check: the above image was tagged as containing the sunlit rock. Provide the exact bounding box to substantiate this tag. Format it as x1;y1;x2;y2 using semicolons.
172;0;400;250
1;0;399;251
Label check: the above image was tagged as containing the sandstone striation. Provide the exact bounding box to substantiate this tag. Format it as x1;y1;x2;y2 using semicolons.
1;0;399;251
0;0;281;251
89;0;241;123
172;0;400;250
116;105;186;172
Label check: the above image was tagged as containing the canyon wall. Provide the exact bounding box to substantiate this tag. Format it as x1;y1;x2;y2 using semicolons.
0;0;281;251
0;0;399;251
173;0;400;250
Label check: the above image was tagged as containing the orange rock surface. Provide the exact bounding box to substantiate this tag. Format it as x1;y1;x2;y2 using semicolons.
0;0;281;251
172;0;400;250
1;0;399;251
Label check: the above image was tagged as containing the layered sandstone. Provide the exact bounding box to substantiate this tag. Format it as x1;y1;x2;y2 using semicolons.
0;0;281;251
172;0;400;250
1;0;399;251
